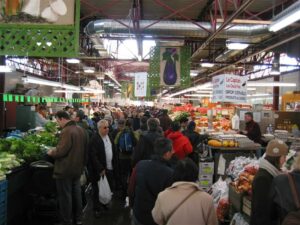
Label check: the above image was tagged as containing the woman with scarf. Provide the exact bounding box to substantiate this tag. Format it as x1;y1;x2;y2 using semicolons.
250;139;289;225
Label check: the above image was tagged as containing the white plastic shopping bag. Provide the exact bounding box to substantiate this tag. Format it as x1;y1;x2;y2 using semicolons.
98;175;112;204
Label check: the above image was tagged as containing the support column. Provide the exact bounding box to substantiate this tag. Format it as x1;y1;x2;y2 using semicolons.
273;75;279;111
0;56;5;135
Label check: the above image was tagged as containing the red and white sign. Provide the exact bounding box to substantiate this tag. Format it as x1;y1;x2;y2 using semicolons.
212;74;247;103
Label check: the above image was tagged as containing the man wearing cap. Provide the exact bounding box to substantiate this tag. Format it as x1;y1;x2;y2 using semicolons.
250;139;289;225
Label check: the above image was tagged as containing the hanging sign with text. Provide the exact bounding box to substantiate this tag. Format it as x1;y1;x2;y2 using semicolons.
212;74;247;103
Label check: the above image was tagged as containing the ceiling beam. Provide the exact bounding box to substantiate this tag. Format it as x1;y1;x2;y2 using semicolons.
191;0;255;60
80;0;131;29
80;0;122;21
152;0;211;34
194;31;300;83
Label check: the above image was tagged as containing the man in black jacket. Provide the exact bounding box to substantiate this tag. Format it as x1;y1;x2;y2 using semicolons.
131;138;174;225
132;118;163;167
88;119;118;217
241;112;262;144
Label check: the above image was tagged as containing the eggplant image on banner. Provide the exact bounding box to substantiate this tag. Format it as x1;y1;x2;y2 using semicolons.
162;48;179;85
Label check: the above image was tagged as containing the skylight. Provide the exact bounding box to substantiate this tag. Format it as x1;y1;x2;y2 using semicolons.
102;39;156;60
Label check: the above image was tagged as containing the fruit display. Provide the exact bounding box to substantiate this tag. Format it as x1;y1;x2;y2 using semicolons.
228;158;259;195
226;157;258;180
208;139;222;147
217;198;230;222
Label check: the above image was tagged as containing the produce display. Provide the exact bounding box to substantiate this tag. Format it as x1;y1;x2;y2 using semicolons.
211;178;231;222
0;121;58;178
227;157;259;195
208;134;258;148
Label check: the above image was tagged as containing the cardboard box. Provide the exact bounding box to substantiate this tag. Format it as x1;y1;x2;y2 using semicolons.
199;162;214;176
199;175;213;188
242;196;252;217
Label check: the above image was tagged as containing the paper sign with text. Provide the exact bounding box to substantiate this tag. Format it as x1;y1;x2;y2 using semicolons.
212;74;247;103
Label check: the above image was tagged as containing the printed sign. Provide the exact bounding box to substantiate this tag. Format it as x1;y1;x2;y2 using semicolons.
212;74;247;103
134;73;147;97
160;47;181;86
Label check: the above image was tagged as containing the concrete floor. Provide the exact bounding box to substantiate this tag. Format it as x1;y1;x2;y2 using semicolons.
82;193;131;225
27;191;132;225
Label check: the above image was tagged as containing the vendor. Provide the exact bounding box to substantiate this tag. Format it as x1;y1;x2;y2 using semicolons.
35;105;49;127
240;112;262;144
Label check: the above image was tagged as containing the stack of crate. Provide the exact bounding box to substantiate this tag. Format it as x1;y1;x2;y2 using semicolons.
0;180;7;225
199;159;214;191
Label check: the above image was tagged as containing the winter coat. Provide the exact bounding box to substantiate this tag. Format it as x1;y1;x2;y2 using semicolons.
132;130;163;167
51;121;88;179
245;120;262;144
270;170;300;224
159;114;172;131
133;158;173;225
250;168;277;225
166;131;193;160
88;133;118;183
152;182;218;225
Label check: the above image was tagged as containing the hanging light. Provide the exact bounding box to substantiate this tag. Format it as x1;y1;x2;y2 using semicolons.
269;1;300;32
270;52;281;75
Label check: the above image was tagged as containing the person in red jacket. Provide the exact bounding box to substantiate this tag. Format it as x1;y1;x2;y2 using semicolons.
166;121;193;160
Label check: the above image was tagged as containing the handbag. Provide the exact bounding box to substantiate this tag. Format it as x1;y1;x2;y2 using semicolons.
164;189;198;225
98;175;112;205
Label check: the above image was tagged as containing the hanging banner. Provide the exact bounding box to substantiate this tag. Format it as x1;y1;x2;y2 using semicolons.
134;73;147;97
0;0;75;25
212;74;247;103
160;47;181;86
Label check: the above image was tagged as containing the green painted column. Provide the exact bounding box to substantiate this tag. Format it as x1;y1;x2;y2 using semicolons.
0;56;5;134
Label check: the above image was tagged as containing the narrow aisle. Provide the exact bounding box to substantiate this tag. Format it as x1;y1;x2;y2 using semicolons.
83;191;132;225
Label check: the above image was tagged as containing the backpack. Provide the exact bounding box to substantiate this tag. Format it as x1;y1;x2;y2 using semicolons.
118;130;134;153
281;173;300;225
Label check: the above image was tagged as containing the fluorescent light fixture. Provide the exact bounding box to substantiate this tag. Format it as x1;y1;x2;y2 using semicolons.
137;55;142;62
66;58;80;64
270;70;281;75
22;76;80;90
195;90;212;94
247;81;296;87
185;94;212;97
190;70;198;77
226;42;249;50
54;89;105;94
61;84;81;91
0;65;13;72
83;67;95;73
247;93;272;97
201;63;214;68
269;1;300;32
169;82;212;97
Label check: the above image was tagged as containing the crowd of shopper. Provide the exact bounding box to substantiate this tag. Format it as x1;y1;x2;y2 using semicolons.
42;104;300;225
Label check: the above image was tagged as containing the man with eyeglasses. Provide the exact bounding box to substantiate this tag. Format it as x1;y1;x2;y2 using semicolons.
88;119;118;217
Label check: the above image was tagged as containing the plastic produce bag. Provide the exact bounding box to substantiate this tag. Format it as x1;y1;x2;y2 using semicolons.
98;175;112;204
230;213;249;225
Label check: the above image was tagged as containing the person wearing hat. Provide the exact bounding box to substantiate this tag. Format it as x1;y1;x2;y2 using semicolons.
182;121;201;165
269;153;300;224
250;139;289;225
